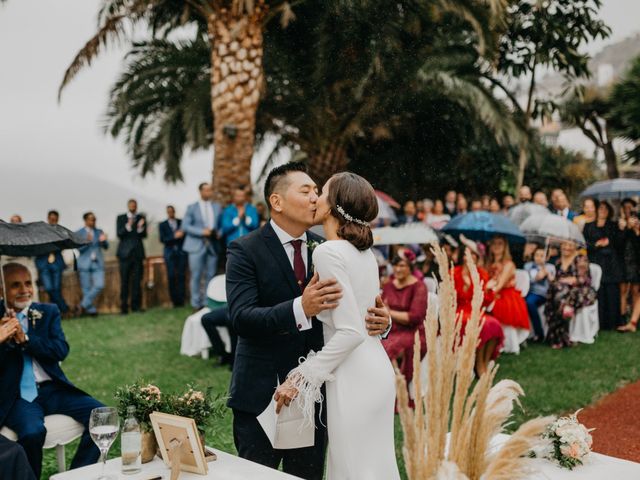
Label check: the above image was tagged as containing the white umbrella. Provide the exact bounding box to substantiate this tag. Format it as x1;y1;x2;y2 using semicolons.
375;196;397;223
520;214;585;246
507;202;551;226
372;224;438;246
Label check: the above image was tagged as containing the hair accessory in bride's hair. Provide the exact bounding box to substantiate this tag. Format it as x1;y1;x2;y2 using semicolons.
335;204;369;227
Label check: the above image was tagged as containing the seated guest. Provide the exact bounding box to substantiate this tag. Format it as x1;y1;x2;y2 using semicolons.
382;250;428;385
396;201;419;225
486;235;530;335
201;306;236;369
524;246;556;342
0;263;103;479
426;199;450;230
583;201;624;330
545;241;596;348
220;185;260;245
0;434;35;480
75;212;109;316
453;236;504;376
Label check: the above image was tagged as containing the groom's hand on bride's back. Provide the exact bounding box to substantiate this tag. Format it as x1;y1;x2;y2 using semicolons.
301;272;342;317
366;296;392;337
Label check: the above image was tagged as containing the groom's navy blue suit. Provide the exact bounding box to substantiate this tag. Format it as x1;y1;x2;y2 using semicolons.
226;222;326;479
0;301;102;479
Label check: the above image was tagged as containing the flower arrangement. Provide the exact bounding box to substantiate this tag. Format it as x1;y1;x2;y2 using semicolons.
115;382;226;432
114;382;164;432
539;410;594;470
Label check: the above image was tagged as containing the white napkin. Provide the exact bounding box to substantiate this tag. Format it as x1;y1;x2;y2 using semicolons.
257;396;315;450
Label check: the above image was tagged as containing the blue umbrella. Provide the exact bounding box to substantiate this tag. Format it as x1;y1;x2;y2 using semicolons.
579;178;640;200
442;211;525;244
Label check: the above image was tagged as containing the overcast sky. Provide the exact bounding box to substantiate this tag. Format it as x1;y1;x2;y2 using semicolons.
1;0;639;225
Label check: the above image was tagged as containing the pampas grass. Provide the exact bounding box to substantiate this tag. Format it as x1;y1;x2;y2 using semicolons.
396;246;552;480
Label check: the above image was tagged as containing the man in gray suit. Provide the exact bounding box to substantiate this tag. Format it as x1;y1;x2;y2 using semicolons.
183;183;222;310
75;212;109;316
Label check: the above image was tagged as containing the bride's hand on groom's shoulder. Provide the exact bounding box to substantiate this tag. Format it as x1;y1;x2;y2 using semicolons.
301;273;343;317
274;379;299;413
366;296;392;337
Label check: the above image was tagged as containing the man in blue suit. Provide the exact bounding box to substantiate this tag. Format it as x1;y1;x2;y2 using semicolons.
220;185;259;245
75;212;109;316
35;210;69;316
0;263;103;479
183;183;222;310
158;205;187;307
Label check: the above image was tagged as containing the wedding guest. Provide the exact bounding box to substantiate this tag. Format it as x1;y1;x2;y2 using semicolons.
221;186;260;245
201;306;236;369
583;201;624;330
396;200;419;225
470;198;483;212
551;191;576;220
382;250;427;385
480;195;491;211
618;198;640;324
453;236;504;376
75;212;108;316
183;183;222;311
10;214;22;223
116;199;147;314
533;191;548;208
420;198;434;224
524;246;556;342
489;197;501;213
486;236;530;338
518;185;532;203
35;210;69;316
5;215;39;302
255;202;269;227
416;200;426;222
444;190;457;216
159;205;187;308
0;434;35;480
573;197;597;232
456;194;469;215
545;241;596;348
0;263;103;479
502;194;515;213
425;199;450;230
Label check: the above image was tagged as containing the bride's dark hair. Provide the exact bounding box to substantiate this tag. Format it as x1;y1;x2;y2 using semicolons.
327;172;378;251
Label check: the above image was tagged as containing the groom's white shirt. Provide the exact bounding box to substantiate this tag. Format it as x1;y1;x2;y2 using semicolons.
270;220;313;332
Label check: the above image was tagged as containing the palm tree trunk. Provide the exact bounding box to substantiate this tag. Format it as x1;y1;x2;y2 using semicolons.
603;141;619;179
307;140;349;186
208;3;266;204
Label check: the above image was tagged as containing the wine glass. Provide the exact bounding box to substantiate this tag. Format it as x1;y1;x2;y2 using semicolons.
89;407;120;480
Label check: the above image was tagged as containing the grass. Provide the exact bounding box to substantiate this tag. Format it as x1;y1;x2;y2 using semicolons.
42;308;640;479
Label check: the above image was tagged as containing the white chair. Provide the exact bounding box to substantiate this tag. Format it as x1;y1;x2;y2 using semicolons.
569;263;602;344
1;414;84;473
515;269;530;297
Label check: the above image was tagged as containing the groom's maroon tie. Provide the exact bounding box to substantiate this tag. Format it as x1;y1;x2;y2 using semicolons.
290;239;306;292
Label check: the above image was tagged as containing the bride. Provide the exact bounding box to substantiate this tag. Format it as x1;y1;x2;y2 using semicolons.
275;172;400;479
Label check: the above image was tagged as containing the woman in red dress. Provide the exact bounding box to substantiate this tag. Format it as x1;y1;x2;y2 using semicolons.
486;235;530;334
454;236;504;376
382;250;428;384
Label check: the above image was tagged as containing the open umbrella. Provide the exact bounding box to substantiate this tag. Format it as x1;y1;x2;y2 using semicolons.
507;202;551;226
0;221;88;300
374;190;400;209
372;224;438;246
579;178;640;200
519;214;585;246
441;211;525;244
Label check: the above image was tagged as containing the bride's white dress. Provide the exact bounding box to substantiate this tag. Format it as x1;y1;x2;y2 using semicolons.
291;240;400;480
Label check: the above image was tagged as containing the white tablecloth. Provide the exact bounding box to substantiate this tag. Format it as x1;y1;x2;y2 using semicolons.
50;448;301;480
491;434;640;479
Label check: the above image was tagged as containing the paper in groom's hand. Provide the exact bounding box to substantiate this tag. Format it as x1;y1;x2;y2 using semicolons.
257;395;314;450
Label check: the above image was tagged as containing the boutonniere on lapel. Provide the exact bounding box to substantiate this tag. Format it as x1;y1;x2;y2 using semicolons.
306;239;324;275
28;307;43;329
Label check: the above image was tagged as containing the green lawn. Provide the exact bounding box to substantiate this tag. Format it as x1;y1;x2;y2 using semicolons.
42;308;640;479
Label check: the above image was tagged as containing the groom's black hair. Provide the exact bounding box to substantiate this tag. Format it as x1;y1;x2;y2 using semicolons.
264;162;309;210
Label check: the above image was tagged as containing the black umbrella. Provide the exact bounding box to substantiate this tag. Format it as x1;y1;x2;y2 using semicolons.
0;221;89;300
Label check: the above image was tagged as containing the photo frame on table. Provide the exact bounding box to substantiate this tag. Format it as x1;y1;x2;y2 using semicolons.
150;411;208;476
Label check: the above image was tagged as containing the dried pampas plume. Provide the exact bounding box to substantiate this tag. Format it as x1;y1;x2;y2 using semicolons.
396;245;552;480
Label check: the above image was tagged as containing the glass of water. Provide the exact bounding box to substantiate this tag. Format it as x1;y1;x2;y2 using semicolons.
89;407;120;480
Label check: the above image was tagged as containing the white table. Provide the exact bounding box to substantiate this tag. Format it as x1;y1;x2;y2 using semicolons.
491;434;640;479
50;448;301;480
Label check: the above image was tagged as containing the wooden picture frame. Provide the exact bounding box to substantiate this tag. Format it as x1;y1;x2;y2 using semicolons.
150;411;208;476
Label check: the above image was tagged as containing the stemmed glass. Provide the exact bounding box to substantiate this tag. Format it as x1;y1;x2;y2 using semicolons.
89;407;120;480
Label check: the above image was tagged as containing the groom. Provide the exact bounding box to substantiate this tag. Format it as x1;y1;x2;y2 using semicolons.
226;163;390;479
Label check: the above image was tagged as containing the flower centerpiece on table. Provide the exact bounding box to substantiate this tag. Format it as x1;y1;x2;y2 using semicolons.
167;385;227;433
114;382;163;432
540;410;594;470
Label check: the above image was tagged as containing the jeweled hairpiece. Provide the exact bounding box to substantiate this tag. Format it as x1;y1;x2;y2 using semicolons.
335;204;369;227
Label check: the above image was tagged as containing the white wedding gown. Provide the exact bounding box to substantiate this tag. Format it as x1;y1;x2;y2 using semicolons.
291;240;400;480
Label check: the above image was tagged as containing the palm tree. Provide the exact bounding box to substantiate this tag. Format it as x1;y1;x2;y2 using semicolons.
60;0;294;203
609;56;640;164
